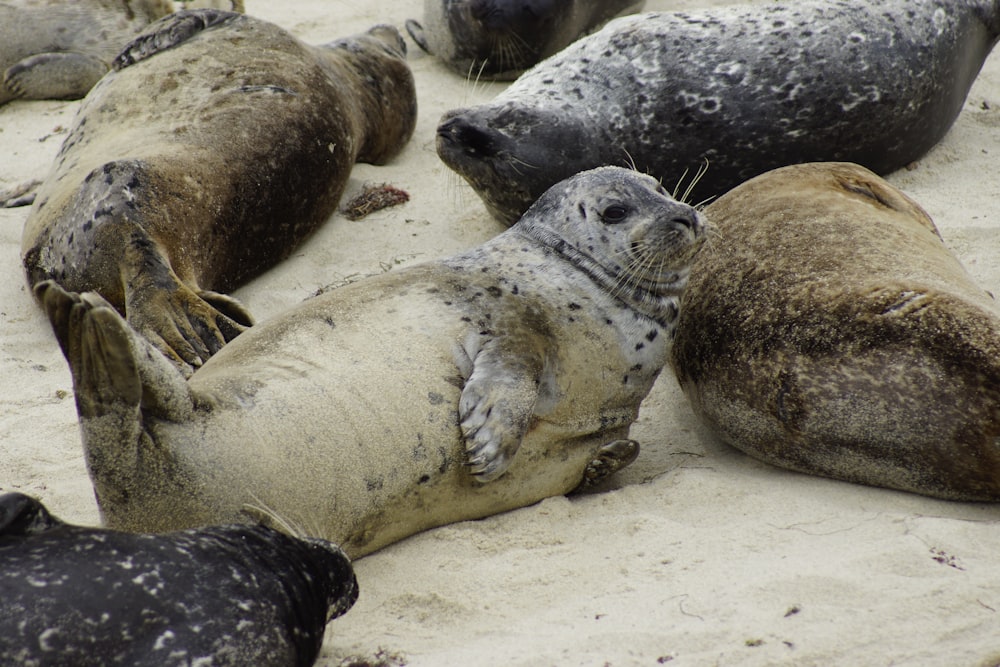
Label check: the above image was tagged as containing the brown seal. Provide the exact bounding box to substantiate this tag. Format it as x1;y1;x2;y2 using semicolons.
37;166;706;557
670;162;1000;501
21;9;416;373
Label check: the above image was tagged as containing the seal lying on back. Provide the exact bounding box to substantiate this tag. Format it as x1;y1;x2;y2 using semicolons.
22;10;416;373
0;0;244;106
37;167;706;558
437;0;1000;223
0;491;357;666
405;0;644;80
670;162;1000;501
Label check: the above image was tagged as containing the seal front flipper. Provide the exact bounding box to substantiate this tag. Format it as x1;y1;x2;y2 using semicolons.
458;334;547;482
404;19;432;54
0;178;40;208
34;281;196;519
571;439;641;492
112;9;240;71
4;52;107;101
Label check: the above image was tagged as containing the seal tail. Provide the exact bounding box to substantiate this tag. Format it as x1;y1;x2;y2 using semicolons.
34;280;194;518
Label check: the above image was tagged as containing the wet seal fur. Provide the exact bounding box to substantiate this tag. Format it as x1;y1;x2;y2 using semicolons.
37;167;706;558
670;162;1000;501
0;0;244;106
437;0;1000;223
405;0;644;80
21;10;417;373
0;491;357;666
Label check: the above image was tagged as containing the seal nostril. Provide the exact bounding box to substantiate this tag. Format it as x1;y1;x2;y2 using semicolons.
671;215;694;230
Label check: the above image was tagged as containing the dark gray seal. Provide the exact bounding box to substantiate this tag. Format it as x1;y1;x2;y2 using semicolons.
670;162;1000;501
405;0;644;80
437;0;1000;223
21;9;417;373
36;166;706;558
0;491;358;666
0;0;244;106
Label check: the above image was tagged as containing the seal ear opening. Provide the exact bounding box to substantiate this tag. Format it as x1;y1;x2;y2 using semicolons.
405;19;432;54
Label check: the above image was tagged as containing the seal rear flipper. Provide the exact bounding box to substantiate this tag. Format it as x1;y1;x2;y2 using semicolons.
3;52;108;101
122;229;251;375
35;280;195;423
36;281;197;519
112;9;240;71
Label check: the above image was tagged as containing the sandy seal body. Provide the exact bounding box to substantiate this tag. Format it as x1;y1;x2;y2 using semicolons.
0;491;357;666
0;0;244;106
22;10;417;373
670;162;1000;501
406;0;644;80
37;167;706;558
437;0;1000;223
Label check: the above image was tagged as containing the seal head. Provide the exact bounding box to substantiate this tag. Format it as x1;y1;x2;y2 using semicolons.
407;0;644;79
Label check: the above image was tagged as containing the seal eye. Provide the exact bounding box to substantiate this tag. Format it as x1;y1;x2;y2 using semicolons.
601;204;629;224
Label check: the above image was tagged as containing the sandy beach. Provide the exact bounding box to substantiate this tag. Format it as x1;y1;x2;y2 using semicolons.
3;0;1000;664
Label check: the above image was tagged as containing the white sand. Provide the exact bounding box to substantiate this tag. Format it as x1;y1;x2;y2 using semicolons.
2;1;1000;665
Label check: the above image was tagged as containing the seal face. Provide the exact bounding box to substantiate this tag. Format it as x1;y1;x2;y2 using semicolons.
21;10;417;373
437;0;1000;223
670;162;1000;501
0;492;358;666
37;166;706;557
406;0;644;80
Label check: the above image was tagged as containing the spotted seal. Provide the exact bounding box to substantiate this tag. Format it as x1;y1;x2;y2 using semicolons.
0;491;357;666
21;9;417;373
670;162;1000;501
36;166;706;558
405;0;644;80
0;0;244;106
437;0;1000;223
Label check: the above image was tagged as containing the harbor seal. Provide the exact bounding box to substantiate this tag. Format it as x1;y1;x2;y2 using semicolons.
405;0;644;80
669;162;1000;501
0;0;244;106
36;166;706;558
437;0;1000;223
21;9;417;373
0;491;358;666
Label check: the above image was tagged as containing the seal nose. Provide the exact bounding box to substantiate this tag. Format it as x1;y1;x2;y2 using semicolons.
437;113;502;159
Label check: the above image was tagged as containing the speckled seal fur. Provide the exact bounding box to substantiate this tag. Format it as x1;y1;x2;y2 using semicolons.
670;162;1000;501
0;491;357;666
0;0;244;106
438;0;1000;223
36;167;706;558
405;0;644;80
21;10;416;374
